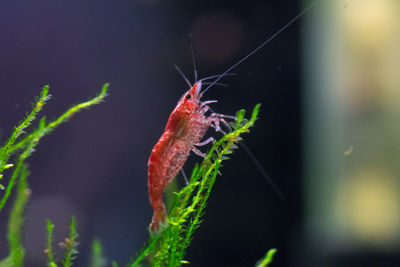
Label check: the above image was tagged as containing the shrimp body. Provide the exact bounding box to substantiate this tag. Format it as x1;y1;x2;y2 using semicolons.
148;81;220;232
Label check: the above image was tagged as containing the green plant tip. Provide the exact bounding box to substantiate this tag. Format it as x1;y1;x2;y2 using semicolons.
256;248;277;267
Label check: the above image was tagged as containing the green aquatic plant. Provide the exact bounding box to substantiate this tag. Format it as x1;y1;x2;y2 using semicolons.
0;84;108;212
45;219;56;267
44;216;79;267
128;104;276;267
5;164;30;267
0;87;276;266
0;84;108;267
256;248;277;267
62;217;79;267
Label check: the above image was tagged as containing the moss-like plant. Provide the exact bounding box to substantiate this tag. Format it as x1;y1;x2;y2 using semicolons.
0;84;108;212
45;219;56;267
128;104;276;267
0;86;276;267
0;84;108;267
89;239;107;267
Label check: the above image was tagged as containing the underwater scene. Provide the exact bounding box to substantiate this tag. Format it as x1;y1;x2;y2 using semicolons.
0;0;399;266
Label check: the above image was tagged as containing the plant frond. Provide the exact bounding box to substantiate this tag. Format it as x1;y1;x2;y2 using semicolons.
90;239;107;267
7;163;30;267
45;219;57;267
255;248;277;267
62;216;79;267
0;84;109;212
0;86;50;177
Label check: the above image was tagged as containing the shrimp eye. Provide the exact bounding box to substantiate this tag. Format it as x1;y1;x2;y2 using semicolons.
185;94;192;100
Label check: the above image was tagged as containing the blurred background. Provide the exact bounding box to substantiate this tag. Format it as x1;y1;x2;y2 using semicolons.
0;0;399;266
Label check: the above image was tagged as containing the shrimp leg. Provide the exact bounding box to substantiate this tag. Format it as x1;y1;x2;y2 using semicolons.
180;169;189;185
191;137;215;159
192;147;206;158
200;100;218;107
196;137;214;146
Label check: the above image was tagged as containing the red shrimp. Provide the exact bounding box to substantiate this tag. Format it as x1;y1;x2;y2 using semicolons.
148;80;229;232
147;2;318;232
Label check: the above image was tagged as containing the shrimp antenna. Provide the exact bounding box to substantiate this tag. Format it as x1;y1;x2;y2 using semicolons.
190;44;198;82
213;105;285;200
239;142;285;200
175;65;235;89
198;73;236;82
174;65;192;88
202;82;229;88
201;1;319;95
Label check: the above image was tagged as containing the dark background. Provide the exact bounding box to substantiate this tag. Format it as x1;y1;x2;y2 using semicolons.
0;0;304;266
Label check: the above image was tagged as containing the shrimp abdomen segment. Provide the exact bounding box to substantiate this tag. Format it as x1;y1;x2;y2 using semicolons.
147;135;192;231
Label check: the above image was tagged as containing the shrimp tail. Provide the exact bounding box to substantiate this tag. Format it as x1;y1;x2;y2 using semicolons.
148;160;168;233
149;197;168;233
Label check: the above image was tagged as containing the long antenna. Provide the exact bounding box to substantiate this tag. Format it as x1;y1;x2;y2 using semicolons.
239;142;285;200
174;65;192;88
201;1;319;95
214;105;285;199
190;44;198;82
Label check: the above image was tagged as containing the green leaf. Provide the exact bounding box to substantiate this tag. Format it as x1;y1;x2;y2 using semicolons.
235;109;246;128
